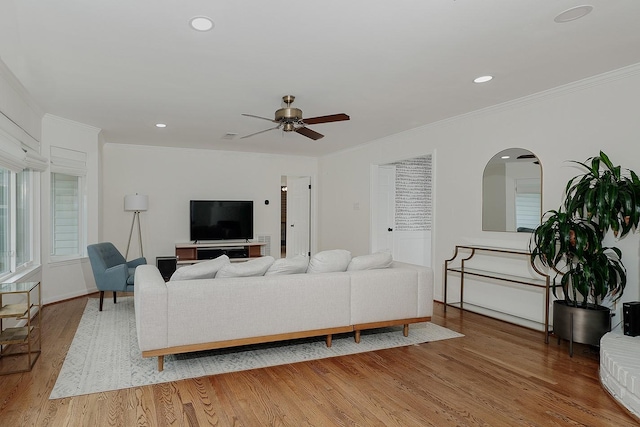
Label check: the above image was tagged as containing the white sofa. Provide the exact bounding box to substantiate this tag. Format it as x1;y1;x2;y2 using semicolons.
134;260;433;371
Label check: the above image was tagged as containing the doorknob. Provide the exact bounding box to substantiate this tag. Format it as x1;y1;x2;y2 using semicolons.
388;228;393;232
291;224;295;227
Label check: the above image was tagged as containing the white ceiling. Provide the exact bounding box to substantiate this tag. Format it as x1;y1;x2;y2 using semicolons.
2;1;640;157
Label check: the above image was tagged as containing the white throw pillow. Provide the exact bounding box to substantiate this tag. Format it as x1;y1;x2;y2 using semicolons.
216;256;275;278
306;249;352;274
347;252;393;271
169;255;230;281
265;255;309;275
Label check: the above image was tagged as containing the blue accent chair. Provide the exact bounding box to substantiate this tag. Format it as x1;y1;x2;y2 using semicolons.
87;242;147;311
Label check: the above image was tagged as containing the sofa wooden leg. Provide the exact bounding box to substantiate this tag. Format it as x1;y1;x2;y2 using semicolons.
158;356;164;371
99;291;104;311
403;324;409;337
354;330;361;343
326;334;332;347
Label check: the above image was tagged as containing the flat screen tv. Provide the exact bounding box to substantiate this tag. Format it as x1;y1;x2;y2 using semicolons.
190;200;254;242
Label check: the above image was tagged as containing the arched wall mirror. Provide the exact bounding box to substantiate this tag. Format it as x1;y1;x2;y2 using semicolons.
482;148;542;232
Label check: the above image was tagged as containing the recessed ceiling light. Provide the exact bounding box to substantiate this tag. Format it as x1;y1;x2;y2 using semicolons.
155;123;167;128
474;75;493;83
554;5;593;23
189;16;214;32
501;155;510;159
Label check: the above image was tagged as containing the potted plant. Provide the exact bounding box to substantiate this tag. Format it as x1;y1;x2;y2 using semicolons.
530;151;640;355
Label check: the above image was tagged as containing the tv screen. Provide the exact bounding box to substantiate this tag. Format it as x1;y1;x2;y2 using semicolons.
190;200;254;242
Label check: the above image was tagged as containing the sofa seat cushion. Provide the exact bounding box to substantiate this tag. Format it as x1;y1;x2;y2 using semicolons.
307;249;352;274
170;255;230;281
265;255;309;275
347;252;393;271
216;256;275;278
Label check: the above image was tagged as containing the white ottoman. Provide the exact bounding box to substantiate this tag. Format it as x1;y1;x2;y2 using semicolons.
600;327;640;419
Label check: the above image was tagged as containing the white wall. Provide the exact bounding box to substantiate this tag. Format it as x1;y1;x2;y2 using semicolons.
101;144;318;264
318;64;640;326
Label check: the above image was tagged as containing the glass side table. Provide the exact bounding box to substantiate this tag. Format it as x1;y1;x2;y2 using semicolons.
0;281;42;375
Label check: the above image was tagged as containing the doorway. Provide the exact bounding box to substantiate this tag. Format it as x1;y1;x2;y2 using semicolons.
371;155;433;267
281;176;311;258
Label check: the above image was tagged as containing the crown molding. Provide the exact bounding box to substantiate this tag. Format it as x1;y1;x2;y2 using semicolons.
457;62;640;121
322;62;640;159
43;113;102;135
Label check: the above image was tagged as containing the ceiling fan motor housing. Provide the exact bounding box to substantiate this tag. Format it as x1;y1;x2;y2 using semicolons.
275;107;303;123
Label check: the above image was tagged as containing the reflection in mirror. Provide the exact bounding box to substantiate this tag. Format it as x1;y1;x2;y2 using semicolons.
482;148;542;232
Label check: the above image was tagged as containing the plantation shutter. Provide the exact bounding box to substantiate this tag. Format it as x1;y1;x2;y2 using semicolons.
515;178;541;230
50;147;86;257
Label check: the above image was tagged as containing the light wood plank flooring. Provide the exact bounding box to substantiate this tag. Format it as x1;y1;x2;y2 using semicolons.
0;295;637;426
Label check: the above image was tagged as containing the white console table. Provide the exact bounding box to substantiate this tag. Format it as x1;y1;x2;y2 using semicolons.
444;245;551;342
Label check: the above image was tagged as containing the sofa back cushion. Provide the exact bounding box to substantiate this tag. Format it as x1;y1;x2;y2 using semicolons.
347;252;393;271
169;255;230;281
307;249;352;274
265;255;309;275
216;256;275;278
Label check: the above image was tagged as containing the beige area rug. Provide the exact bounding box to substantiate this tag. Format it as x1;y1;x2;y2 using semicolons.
50;297;463;399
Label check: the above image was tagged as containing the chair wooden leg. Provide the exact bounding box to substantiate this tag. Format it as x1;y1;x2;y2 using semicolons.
99;291;104;311
113;291;117;304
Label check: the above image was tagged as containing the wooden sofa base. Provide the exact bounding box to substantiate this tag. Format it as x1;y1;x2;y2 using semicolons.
144;326;353;371
353;316;431;343
144;317;431;371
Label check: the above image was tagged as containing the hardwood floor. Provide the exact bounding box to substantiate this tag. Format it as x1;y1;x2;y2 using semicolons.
0;295;637;426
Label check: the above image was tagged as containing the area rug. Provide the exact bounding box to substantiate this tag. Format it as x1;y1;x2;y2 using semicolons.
50;297;463;399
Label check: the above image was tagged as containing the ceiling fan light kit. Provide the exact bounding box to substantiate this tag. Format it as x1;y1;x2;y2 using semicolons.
241;95;349;140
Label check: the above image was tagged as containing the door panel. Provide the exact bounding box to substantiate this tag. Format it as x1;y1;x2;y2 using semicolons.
374;166;395;253
286;176;311;257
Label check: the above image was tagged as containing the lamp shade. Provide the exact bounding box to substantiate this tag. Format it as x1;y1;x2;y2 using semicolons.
124;194;149;212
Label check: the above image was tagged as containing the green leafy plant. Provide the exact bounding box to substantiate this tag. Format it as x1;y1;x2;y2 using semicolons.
530;151;640;307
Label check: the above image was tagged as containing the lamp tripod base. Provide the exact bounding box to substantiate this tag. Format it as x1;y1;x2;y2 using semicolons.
125;211;144;260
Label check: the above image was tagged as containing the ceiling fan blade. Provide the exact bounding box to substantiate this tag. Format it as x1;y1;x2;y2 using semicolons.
295;126;324;140
242;113;278;123
240;125;280;139
302;113;350;125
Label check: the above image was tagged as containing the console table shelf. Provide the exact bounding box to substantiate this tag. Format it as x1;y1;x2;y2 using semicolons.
176;242;266;264
444;245;551;342
0;281;42;375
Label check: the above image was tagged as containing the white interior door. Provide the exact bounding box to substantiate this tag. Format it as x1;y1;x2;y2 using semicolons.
374;166;396;253
286;176;311;257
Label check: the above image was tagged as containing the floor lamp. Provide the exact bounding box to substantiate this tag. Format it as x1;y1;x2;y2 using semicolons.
124;194;148;260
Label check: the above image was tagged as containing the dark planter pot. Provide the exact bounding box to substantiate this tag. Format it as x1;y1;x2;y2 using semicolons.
553;300;611;356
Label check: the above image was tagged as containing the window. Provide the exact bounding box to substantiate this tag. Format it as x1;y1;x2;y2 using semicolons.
16;170;31;266
49;146;87;261
0;168;9;276
0;168;34;277
0;128;43;278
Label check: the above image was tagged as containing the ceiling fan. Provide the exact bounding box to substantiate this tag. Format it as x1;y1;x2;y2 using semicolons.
241;95;349;140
